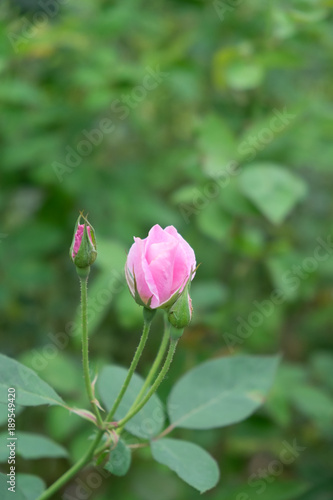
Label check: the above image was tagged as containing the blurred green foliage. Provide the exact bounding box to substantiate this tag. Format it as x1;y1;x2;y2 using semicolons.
1;0;333;498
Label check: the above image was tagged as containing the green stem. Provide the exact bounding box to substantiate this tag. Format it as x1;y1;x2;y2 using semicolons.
131;320;170;408
80;277;104;429
37;308;155;498
36;430;104;500
104;315;151;425
117;338;178;429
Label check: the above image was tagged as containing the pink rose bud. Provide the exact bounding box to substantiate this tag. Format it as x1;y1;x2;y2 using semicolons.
72;224;92;259
125;224;196;310
70;214;97;272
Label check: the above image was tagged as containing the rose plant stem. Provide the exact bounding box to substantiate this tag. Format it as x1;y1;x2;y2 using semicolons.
104;318;151;425
37;324;176;499
36;430;104;500
36;304;152;498
131;319;170;407
117;338;178;430
80;277;104;428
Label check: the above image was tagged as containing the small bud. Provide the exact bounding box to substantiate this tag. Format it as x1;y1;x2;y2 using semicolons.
167;271;193;331
70;214;97;272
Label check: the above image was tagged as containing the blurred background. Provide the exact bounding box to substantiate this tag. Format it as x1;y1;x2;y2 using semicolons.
1;0;333;498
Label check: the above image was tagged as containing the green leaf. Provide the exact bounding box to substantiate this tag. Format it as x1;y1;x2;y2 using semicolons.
291;386;333;422
168;355;280;429
98;365;165;439
151;438;219;493
18;352;82;395
197;204;233;243
0;432;68;461
0;473;45;500
225;61;264;91
104;438;131;476
239;164;307;224
198;114;237;177
0;354;65;407
17;475;46;500
0;473;24;500
266;253;302;301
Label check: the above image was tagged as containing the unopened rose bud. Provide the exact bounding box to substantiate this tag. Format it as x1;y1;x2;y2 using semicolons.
125;224;196;310
70;214;97;275
167;279;193;332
